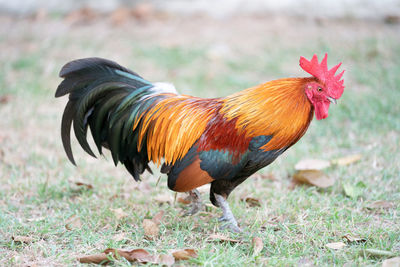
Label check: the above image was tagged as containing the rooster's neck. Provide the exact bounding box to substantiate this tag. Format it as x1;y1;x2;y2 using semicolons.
221;78;315;151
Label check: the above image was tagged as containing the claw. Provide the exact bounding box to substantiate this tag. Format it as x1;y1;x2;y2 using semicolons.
182;189;203;216
220;222;242;233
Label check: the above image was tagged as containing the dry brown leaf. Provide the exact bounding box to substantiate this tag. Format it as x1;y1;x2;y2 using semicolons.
107;248;157;263
342;234;366;243
252;237;263;256
152;210;165;225
142;219;159;239
0;94;11;104
65;215;82;230
331;154;362;166
382;257;400;267
172;249;198;260
368;200;395;210
385;15;400;24
326;242;347;250
293;170;334;188
110;8;132;25
79;248;157;264
79;253;109;264
12;235;33;244
158;254;175;266
240;196;261;207
65;7;97;24
111;208;128;220
295;158;331;170
132;3;154;21
177;197;191;205
75;182;93;190
208;233;241;243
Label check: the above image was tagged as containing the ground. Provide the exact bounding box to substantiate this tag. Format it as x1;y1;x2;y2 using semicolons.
0;12;399;266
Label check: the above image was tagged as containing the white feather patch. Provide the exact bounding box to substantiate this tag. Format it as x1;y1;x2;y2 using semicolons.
152;82;178;94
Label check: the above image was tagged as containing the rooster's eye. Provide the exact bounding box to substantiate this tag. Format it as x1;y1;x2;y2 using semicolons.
317;87;323;92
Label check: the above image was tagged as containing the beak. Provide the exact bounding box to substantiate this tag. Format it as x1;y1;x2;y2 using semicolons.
327;96;337;105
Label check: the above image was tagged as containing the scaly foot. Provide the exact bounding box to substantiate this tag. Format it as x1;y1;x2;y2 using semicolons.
214;193;242;233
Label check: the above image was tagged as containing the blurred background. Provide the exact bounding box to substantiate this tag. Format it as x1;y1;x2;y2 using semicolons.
0;1;399;266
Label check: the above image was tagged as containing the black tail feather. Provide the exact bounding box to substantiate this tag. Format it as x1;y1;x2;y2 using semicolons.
56;57;157;181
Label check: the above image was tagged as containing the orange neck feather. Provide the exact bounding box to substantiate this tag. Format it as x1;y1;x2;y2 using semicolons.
221;78;315;151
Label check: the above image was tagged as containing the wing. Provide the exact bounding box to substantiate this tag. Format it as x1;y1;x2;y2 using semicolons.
166;107;281;192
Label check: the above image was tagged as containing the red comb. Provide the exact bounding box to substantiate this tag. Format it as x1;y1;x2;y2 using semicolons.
299;53;345;99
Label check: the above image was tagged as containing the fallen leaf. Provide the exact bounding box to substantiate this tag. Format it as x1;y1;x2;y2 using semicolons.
142;219;159;239
107;248;157;263
65;7;97;25
362;249;396;258
208;233;240;243
252;237;263;256
177;197;191;205
79;253;109;264
0;94;11;104
79;248;157;264
384;15;400;24
75;182;93;190
12;235;33;244
111;208;128;220
65;215;82;230
382;257;400;267
110;7;132;25
343;181;366;199
295;158;331;170
293;170;334;188
172;249;198;260
368;200;395;210
331;154;362;166
342;234;366;243
240;196;261;207
326;242;347;250
152;210;164;225
158;254;175;266
132;3;154;21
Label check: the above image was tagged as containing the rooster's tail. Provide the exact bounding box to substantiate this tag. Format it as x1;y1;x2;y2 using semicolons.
55;57;175;180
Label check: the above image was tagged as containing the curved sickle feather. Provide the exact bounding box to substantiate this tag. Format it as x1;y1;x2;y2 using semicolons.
61;101;76;165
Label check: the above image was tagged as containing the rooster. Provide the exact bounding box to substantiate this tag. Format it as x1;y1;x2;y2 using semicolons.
56;54;344;232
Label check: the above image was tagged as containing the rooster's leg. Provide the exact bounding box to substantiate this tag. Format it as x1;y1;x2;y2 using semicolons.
214;193;242;233
183;189;203;216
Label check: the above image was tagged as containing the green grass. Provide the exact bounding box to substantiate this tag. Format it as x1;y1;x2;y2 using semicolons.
0;15;399;266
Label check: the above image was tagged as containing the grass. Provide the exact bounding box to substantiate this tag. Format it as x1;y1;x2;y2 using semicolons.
0;14;399;266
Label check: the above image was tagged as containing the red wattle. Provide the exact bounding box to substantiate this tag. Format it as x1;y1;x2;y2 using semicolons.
314;101;330;120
